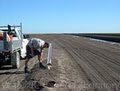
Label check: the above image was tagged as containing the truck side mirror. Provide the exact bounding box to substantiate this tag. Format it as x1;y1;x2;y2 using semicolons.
23;34;30;39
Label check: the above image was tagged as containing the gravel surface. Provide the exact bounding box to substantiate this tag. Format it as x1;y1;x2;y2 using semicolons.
0;34;120;91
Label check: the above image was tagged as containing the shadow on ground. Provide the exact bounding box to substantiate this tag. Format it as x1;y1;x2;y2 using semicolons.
0;71;24;75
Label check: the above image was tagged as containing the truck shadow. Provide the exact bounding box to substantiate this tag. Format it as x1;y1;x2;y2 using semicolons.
0;71;24;75
0;66;24;75
0;66;13;70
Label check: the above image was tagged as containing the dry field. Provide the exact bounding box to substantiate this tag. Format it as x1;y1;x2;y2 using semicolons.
0;34;120;91
72;33;120;43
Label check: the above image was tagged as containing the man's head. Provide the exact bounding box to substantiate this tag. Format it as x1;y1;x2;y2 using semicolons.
44;42;49;48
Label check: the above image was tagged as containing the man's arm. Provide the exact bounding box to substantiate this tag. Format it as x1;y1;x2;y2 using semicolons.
30;45;35;56
40;51;43;60
38;51;43;62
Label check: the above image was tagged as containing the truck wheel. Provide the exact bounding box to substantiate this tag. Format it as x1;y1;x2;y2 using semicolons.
11;52;20;69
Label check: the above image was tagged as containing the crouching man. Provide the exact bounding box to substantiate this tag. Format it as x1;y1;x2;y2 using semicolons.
24;38;49;73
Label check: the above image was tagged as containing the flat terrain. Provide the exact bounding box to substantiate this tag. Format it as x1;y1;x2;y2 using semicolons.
72;33;120;43
0;34;120;91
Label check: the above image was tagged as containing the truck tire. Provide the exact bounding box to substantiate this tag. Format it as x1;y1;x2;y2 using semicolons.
11;52;20;69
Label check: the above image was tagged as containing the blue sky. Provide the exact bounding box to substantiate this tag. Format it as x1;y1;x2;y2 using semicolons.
0;0;120;33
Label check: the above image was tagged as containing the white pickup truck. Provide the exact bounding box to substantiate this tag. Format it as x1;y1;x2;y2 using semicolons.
0;24;29;68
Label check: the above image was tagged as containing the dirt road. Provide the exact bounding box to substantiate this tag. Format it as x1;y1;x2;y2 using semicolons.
0;34;120;91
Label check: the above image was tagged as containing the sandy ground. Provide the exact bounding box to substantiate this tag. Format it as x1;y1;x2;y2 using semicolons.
0;34;120;91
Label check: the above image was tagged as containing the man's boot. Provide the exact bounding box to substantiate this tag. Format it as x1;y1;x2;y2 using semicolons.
24;66;31;73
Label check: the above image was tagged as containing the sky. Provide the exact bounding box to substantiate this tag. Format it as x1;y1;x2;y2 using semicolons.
0;0;120;33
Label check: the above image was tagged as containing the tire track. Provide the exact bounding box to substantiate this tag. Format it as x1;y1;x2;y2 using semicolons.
56;35;120;91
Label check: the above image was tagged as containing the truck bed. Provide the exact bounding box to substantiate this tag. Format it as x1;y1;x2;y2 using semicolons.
10;40;22;53
0;32;22;53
